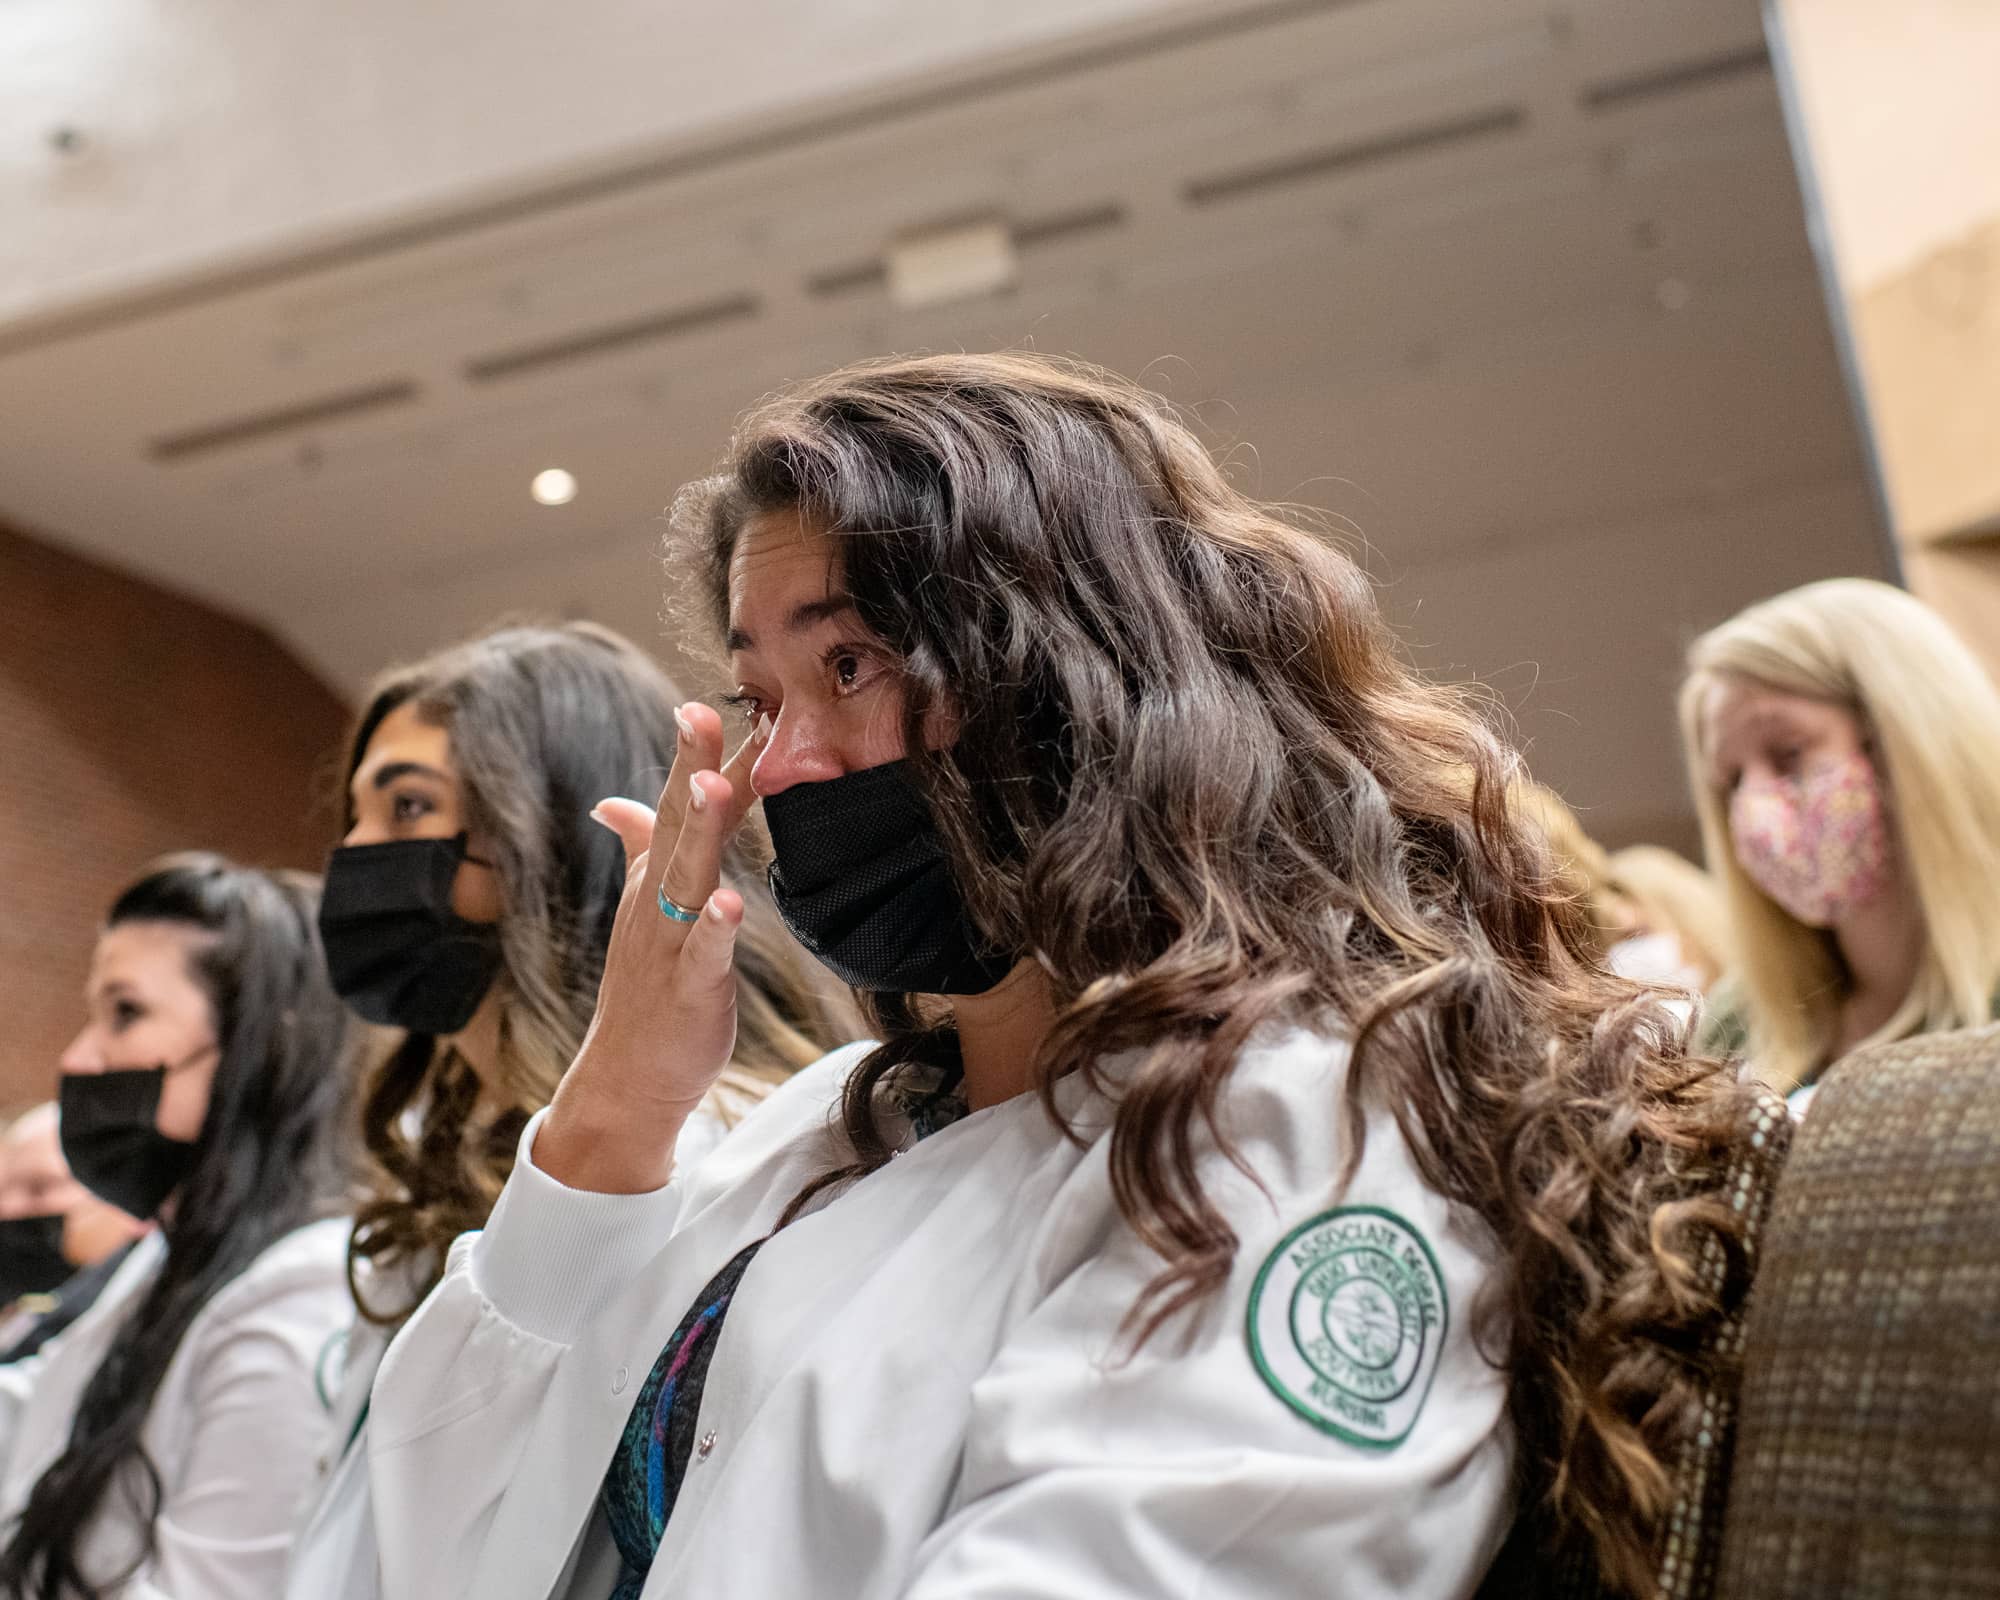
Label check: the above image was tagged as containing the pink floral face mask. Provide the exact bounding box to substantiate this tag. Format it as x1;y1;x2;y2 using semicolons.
1728;750;1891;928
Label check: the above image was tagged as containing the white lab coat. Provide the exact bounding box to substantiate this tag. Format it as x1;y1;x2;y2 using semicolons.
282;1268;405;1600
284;1108;739;1600
0;1216;352;1599
369;1032;1514;1600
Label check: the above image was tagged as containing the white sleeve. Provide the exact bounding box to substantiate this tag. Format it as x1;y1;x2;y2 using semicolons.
122;1276;347;1600
368;1110;684;1600
899;1178;1511;1600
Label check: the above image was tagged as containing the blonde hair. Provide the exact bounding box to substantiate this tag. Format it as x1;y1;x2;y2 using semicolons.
1513;782;1620;957
1678;578;2000;1087
1607;846;1733;988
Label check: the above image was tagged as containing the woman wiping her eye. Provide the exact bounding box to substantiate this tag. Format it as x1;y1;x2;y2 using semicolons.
366;353;1763;1600
0;1102;149;1366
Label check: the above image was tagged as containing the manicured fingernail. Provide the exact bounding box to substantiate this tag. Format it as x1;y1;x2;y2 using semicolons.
688;779;708;812
588;803;609;827
674;708;694;743
754;712;773;746
706;899;726;923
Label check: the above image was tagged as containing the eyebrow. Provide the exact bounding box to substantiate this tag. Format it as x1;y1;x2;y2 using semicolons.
1710;712;1808;778
1724;710;1812;749
356;760;450;793
726;595;860;653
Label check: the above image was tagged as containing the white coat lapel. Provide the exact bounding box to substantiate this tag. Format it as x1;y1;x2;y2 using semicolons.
649;1095;1083;1592
0;1235;164;1517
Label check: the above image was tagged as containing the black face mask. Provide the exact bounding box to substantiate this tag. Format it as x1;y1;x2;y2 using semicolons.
318;834;504;1036
0;1215;72;1303
59;1065;201;1221
763;759;1017;996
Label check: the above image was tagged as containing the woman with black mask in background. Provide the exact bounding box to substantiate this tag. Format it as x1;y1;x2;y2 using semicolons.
0;1104;146;1364
287;621;855;1600
0;855;356;1600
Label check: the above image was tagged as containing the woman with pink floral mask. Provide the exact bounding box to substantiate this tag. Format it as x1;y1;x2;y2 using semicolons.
1679;578;2000;1107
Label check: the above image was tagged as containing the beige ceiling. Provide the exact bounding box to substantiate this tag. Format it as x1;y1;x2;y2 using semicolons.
0;0;1186;325
0;0;1888;851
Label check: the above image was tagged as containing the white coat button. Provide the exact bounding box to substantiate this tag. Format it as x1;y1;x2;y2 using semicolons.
697;1431;717;1460
611;1365;629;1395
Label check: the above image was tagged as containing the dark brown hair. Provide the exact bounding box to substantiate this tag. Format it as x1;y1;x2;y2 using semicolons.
674;353;1759;1595
339;621;857;1323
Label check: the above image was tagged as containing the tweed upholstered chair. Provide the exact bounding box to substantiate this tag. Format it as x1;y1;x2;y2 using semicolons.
1713;1023;2000;1600
1473;1082;1793;1599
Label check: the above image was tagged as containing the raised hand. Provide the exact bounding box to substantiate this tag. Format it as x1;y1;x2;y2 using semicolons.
534;702;767;1193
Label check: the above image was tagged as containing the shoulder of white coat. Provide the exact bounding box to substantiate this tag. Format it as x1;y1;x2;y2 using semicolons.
1222;1028;1499;1456
1042;1024;1491;1456
1043;1026;1355;1209
670;1104;733;1173
45;1229;170;1348
195;1215;355;1325
757;1038;882;1116
105;1227;171;1296
676;1039;880;1198
1228;1023;1356;1099
1200;1025;1357;1189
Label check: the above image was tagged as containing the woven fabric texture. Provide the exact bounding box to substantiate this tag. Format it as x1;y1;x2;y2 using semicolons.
1715;1023;2000;1600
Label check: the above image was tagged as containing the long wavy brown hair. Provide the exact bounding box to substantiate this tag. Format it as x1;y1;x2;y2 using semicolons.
674;353;1761;1596
339;621;857;1324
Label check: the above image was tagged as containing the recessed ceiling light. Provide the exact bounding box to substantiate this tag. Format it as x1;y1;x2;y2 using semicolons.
531;467;578;506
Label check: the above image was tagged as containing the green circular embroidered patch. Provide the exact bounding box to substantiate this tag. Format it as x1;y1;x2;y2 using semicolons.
1246;1204;1448;1450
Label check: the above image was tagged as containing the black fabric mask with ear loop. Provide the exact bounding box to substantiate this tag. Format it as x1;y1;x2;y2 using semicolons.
762;759;1017;996
59;1062;203;1221
318;833;505;1036
0;1215;72;1303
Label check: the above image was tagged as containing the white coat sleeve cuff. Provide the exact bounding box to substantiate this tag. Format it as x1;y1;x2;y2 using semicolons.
468;1106;685;1346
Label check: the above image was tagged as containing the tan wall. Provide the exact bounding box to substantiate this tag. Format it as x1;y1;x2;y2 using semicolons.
1851;214;2000;550
0;522;350;1114
1776;0;2000;646
1902;538;2000;684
